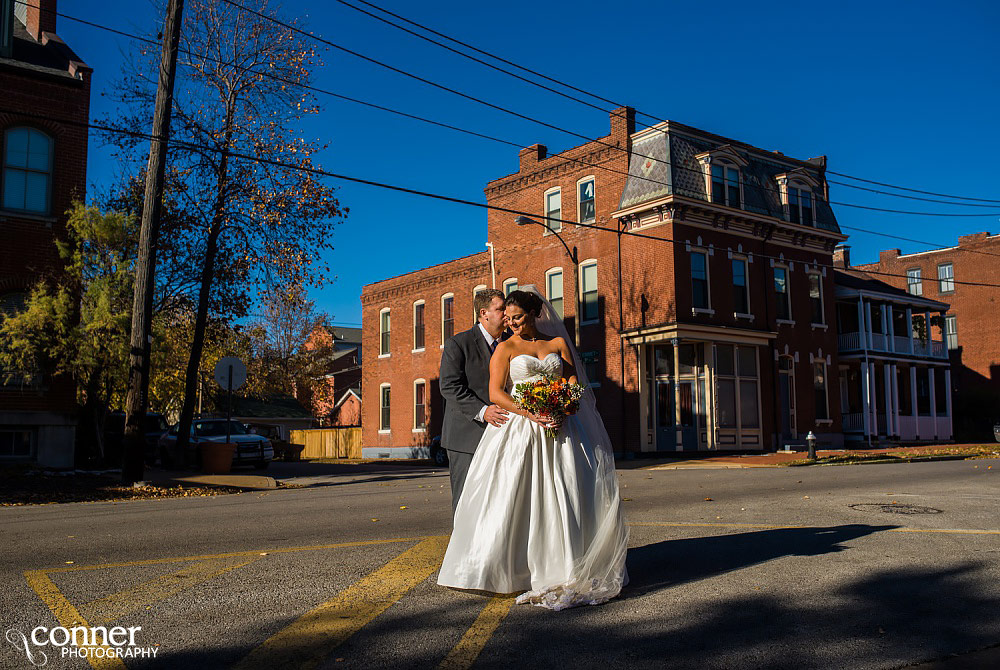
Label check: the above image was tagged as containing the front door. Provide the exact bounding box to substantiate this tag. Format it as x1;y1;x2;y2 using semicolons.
778;357;796;443
655;380;674;451
678;380;697;450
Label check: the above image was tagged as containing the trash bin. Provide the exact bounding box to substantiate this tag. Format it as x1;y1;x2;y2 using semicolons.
201;442;236;474
994;424;1000;443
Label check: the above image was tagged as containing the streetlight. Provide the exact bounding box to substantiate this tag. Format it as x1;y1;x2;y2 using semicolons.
514;216;580;347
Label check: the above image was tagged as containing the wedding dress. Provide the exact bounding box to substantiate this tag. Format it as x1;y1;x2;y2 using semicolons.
437;290;628;611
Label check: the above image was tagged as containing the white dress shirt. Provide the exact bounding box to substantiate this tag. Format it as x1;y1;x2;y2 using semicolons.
474;323;499;422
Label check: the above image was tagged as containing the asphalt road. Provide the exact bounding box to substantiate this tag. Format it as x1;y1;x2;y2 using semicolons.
2;458;999;670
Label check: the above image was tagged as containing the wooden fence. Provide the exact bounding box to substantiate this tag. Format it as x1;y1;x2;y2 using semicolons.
290;427;362;459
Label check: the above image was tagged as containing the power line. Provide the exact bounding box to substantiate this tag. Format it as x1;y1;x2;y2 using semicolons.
335;0;1000;207
30;0;1000;221
210;0;1000;218
10;105;1000;291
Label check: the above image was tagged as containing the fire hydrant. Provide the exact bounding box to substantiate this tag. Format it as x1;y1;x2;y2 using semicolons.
806;431;817;460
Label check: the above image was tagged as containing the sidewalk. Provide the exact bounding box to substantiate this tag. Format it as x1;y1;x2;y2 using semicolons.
631;444;996;469
141;466;279;490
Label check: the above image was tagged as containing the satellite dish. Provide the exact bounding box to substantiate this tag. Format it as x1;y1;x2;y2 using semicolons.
214;357;247;391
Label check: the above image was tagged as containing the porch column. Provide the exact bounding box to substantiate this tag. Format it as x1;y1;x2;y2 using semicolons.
892;364;901;437
861;362;871;438
672;338;681;450
924;311;932;356
883;363;893;437
929;366;937;439
944;368;953;420
706;344;716;450
865;300;874;349
910;366;919;438
880;304;888;351
887;305;895;352
906;308;914;354
856;299;865;350
869;362;879;437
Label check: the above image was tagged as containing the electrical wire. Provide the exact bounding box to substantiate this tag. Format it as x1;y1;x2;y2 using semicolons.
335;0;1000;207
8;105;1000;291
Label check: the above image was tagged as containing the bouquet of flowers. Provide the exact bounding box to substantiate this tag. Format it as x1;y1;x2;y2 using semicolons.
512;375;587;438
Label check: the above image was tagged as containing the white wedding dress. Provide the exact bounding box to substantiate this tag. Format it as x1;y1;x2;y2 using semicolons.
437;351;629;611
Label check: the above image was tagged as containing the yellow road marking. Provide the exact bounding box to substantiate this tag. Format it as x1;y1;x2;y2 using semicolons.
41;537;425;573
23;570;127;670
234;535;450;670
629;521;1000;535
78;556;257;625
438;596;515;670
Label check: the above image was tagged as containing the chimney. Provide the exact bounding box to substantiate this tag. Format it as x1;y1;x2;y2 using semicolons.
833;244;851;268
609;106;635;147
958;232;990;246
1;0;13;58
518;144;546;171
879;249;901;263
25;0;56;41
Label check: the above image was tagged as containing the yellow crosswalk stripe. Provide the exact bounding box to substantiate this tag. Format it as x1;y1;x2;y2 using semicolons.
234;535;450;670
77;556;257;625
23;570;128;670
438;595;515;670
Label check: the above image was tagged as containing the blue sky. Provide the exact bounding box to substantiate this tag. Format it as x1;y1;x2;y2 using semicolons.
61;0;1000;326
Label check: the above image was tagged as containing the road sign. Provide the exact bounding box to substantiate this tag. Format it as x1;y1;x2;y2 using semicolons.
214;357;247;391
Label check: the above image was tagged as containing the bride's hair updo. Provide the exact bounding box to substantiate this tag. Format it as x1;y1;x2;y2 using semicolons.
504;290;543;317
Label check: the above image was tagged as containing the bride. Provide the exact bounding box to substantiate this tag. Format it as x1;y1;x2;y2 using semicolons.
437;287;628;611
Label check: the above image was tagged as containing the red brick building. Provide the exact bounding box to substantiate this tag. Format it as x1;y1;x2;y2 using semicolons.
0;0;91;466
360;110;899;455
849;232;1000;439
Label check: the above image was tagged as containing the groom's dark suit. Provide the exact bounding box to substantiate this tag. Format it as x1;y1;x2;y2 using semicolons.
439;325;496;511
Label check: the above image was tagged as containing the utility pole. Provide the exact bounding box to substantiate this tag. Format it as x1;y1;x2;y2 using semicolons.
122;0;185;485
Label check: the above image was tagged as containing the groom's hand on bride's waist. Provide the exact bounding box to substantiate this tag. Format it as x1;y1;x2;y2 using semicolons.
484;405;509;426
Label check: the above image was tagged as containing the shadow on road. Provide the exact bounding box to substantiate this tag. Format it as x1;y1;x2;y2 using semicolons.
625;524;898;596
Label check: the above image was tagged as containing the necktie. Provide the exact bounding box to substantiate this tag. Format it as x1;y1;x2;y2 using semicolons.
489;339;498;356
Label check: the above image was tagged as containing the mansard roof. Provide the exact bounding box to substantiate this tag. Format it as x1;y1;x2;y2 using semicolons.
618;123;840;234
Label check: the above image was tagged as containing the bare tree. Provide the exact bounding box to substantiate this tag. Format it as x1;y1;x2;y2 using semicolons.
105;0;347;452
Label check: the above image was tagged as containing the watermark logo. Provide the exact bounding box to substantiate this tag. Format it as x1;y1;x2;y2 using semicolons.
5;629;46;667
5;625;159;666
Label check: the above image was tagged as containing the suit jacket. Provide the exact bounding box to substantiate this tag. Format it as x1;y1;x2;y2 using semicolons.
439;326;494;455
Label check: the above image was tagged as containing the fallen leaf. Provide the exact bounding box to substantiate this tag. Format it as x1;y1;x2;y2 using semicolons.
803;496;810;499
64;561;74;564
259;552;268;556
371;518;379;522
704;497;713;501
399;506;408;510
622;498;632;502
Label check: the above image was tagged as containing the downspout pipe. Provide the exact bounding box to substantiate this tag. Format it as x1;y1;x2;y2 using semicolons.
485;242;496;289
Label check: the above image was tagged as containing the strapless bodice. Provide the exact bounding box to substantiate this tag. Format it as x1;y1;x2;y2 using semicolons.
509;352;563;384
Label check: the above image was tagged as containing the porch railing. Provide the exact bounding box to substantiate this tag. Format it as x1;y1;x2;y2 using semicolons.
838;332;862;351
843;413;863;432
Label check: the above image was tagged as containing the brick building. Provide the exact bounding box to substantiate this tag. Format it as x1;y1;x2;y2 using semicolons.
0;0;92;466
849;232;1000;439
359;109;931;455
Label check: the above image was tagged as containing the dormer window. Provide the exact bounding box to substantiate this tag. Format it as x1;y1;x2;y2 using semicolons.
695;147;748;210
711;162;741;207
776;171;820;227
788;183;813;225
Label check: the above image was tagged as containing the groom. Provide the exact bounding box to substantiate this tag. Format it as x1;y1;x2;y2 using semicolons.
439;289;510;512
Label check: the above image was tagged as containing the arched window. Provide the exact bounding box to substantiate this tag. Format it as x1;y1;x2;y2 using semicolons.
3;127;53;214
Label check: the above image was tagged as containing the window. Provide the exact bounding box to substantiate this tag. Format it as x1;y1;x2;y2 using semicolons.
945;315;958;350
577;177;595;223
3;127;52;214
581;262;598;322
441;294;454;340
503;278;518;296
808;273;824;324
379;309;390;356
581;351;600;387
937;263;954;293
691;251;709;310
906;268;923;296
546;269;564;318
714;344;759;430
544;188;561;233
412;301;425;350
414;380;426;430
711;162;740;207
732;258;749;314
774;266;791;320
379;385;391;431
0;429;33;458
788;184;813;225
814;361;829;421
